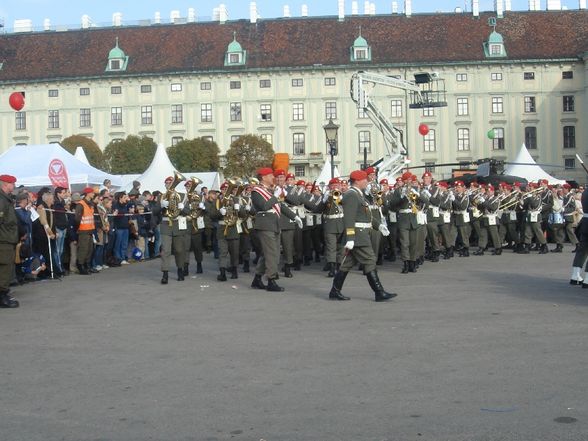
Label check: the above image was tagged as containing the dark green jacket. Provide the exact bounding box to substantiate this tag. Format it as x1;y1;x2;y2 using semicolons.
342;186;379;247
0;189;18;245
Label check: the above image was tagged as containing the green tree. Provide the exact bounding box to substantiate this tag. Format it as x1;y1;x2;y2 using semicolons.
61;135;105;169
103;135;157;174
224;135;275;177
167;138;220;172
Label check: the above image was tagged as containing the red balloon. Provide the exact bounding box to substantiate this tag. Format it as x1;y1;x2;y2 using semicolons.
9;92;25;111
418;123;429;136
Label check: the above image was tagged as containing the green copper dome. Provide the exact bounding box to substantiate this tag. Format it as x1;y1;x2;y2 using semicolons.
353;35;369;47
488;31;504;44
108;38;125;59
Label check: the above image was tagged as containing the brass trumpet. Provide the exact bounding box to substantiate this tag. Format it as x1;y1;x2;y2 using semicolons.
161;170;186;226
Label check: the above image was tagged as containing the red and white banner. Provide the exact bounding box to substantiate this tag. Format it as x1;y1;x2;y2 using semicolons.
48;158;69;189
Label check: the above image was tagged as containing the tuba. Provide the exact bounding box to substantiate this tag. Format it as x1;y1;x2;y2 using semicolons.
187;176;203;227
162;170;186;226
221;178;242;231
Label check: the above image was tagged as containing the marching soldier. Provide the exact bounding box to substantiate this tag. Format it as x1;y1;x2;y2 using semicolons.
473;184;502;255
569;188;588;286
183;179;206;275
364;167;385;266
452;180;471;257
421;171;442;262
328;170;396;302
469;183;484;250
152;175;190;284
383;177;402;262
437;182;456;259
274;169;298;278
250;168;302;292
498;184;522;252
238;182;257;273
0;175;20;308
314;177;345;277
305;182;324;264
389;172;420;273
548;186;565;253
520;183;548;254
562;184;579;251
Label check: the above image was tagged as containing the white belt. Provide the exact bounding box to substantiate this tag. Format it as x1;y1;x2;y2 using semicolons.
503;210;513;214
162;217;170;221
455;211;467;215
398;209;412;214
355;222;371;229
325;213;344;219
218;221;225;225
368;205;379;210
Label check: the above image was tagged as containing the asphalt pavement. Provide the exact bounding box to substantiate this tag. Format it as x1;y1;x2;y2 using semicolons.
1;245;587;441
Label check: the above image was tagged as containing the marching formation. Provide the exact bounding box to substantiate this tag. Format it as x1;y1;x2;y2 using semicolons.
0;167;584;309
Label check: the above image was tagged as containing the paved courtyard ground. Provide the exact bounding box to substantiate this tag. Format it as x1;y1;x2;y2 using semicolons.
1;245;587;441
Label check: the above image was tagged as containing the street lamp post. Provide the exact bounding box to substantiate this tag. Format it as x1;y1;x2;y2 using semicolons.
323;118;339;179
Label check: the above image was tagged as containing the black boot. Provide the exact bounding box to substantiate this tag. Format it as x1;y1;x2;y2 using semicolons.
251;274;267;289
551;244;563;253
293;260;301;271
573;243;580;253
531;243;540;251
266;278;284;292
242;260;250;273
431;251;440;262
401;261;409;274
329;271;350;300
161;271;168;284
303;256;312;266
0;291;19;308
408;261;417;273
492;248;502;255
183;263;189;276
448;246;455;258
315;252;321;263
473;248;484;256
366;270;397;302
217;268;227;281
323;262;330;271
284;264;293;278
327;262;336;278
77;263;89;275
230;267;238;279
87;264;98;274
196;262;203;274
539;244;549;254
177;267;185;281
518;244;530;254
462;248;470;257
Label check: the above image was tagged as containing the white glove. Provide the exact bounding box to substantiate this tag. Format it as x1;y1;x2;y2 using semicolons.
379;224;390;237
234;203;240;210
421;189;431;198
220;207;227;216
245;204;251;211
274;187;282;198
161;200;169;208
294;216;303;229
322;193;330;203
177;203;185;210
344;240;355;250
198;202;206;209
449;194;455;201
478;197;485;203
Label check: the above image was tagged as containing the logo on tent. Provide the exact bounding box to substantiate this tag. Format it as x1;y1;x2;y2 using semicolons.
48;158;69;189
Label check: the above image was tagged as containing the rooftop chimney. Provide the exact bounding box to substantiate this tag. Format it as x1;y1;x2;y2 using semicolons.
81;14;92;29
43;18;51;31
405;0;412;16
472;0;480;16
302;4;309;16
370;2;376;14
392;1;399;13
14;19;33;32
546;0;562;9
283;5;291;17
113;12;123;26
352;1;359;15
528;0;540;11
364;0;370;14
250;2;258;22
494;0;504;17
504;0;512;10
580;0;586;9
338;0;345;20
170;10;180;23
187;8;196;22
219;4;228;23
154;11;161;24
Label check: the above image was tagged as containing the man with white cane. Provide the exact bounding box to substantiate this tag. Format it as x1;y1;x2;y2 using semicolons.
328;170;397;302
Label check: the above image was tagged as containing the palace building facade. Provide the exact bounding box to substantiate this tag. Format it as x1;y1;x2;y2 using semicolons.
0;8;587;181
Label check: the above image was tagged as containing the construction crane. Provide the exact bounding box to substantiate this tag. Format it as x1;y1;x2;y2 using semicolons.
350;71;447;178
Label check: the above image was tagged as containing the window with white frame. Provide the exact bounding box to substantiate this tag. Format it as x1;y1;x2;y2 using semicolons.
358;107;368;119
140;85;152;93
15;112;26;130
80;87;90;96
292;78;303;87
231;135;241;144
563;126;576;149
324;77;336;86
48;89;58;97
423;129;436;152
491;96;503;113
492;128;505;150
524;72;535;80
525;127;537;149
260;104;272;121
491;72;502;81
201;104;212;123
564;158;576;169
456;73;468;82
259;79;271;88
422;106;434;117
229;81;241;90
294;165;306;177
111;107;122;126
230;102;242;122
111;86;122;95
200;82;211;90
359;131;371;153
80;108;91;128
562;71;573;79
141;106;152;125
48;110;59;129
260;134;273;145
171;104;183;124
292;103;304;121
457;97;469;116
325;102;337;120
524;96;536;113
391;99;403;118
293;133;305;156
171;136;184;146
171;83;182;92
563;96;575;112
457;128;470;151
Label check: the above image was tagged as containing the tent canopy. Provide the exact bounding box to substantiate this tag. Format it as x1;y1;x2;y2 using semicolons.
315;157;340;186
0;144;121;189
74;147;90;165
121;144;220;193
504;144;566;185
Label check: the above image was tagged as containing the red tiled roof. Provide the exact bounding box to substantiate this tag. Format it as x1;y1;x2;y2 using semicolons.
0;11;586;83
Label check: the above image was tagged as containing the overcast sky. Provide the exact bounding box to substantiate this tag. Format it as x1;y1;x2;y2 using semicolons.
0;0;581;30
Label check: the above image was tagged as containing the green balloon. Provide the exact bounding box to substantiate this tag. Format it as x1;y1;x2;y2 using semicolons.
487;129;495;140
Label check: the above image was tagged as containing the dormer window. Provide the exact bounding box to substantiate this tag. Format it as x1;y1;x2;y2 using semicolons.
483;19;507;59
225;32;247;67
106;37;129;72
490;44;503;55
350;28;371;62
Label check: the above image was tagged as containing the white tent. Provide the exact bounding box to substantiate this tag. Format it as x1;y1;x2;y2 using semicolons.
74;146;90;165
504;144;566;185
121;143;220;193
0;144;121;189
315;157;340;186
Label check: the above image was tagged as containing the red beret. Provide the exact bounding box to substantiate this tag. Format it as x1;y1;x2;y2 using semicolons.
438;182;448;189
411;175;419;182
422;171;432;179
328;178;340;185
514;182;522;188
539;179;548;185
0;174;16;184
164;176;173;183
365;166;376;175
401;172;412;181
396;177;403;183
454;180;465;187
82;187;95;195
563;183;571;189
499;182;507;188
256;167;274;177
527;182;537;189
350;170;368;181
486;185;494;191
504;184;512;191
379;179;389;185
286;173;295;179
273;169;286;177
220;182;228;190
296;180;305;186
469;182;478;188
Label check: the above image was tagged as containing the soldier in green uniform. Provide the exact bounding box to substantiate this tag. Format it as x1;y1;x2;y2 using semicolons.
437;182;456;259
0;175;19;308
313;178;345;277
452;180;472;257
473;184;502;255
183;179;206;275
498;184;521;252
521;183;548;254
328;170;396;302
274;169;298;278
421;171;442;262
389;172;420;273
250;168;302;292
562;184;579;251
